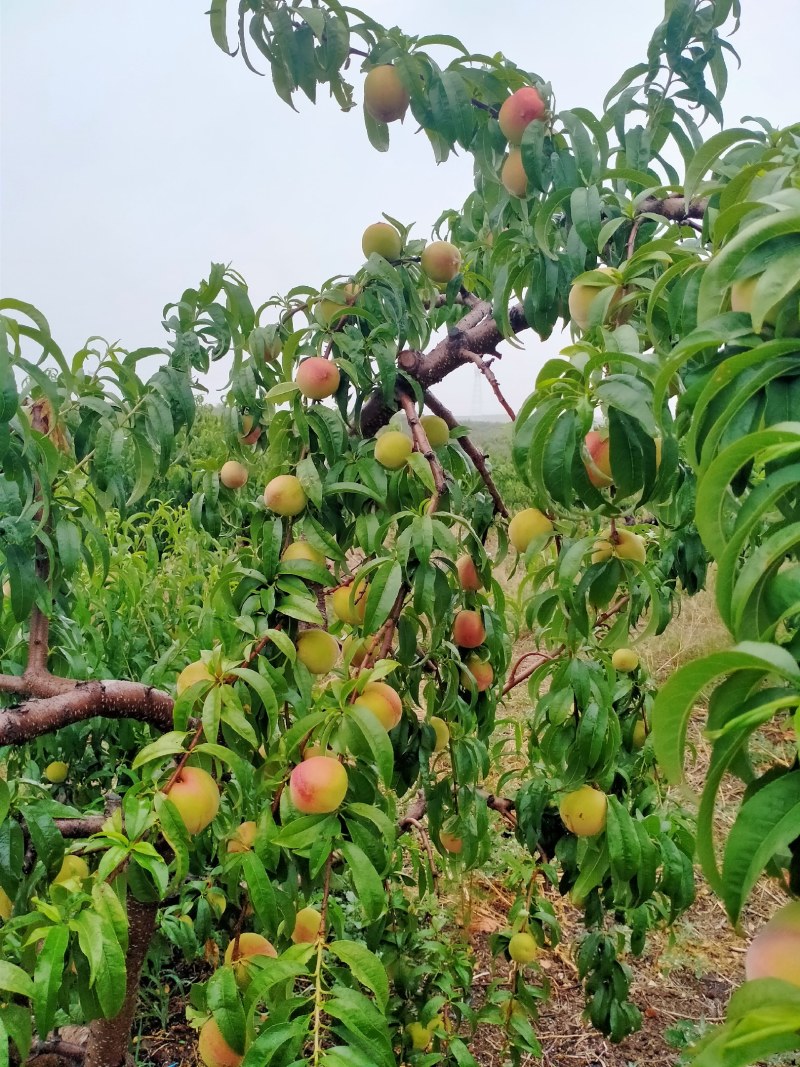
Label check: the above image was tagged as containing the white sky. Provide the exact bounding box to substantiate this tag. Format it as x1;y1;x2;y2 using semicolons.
2;1;799;417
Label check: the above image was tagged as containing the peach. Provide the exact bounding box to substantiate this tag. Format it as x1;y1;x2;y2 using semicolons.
731;276;782;330
167;766;220;835
612;648;639;673
247;324;282;361
501;149;527;197
568;267;623;331
362;221;402;260
420;414;449;448
342;635;368;666
374;430;412;469
439;830;463;854
52;854;89;887
456;554;482;592
291;906;322;944
220;460;248;490
332;581;367;626
198;1017;243;1067
264;474;307;517
0;887;11;921
508;508;553;552
227;821;257;854
289;756;348;814
240;414;261;445
364;65;409;123
407;1022;433;1051
44;761;68;784
420;241;462;284
176;659;213;695
224;932;277;990
207;889;227;916
591;528;646;565
318;282;360;327
453;609;486;649
746;902;800;984
460;654;494;692
508;931;538;964
631;719;647;749
584;431;613;488
296;357;341;400
559;786;608;837
429;716;450;752
281;541;326;566
498;86;546;144
295;629;340;675
358;681;403;730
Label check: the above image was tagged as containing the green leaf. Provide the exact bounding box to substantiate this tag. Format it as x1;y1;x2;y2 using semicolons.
240;852;278;933
345;705;394;788
70;910;127;1017
605;798;642;882
684;127;761;202
363;561;403;635
207;966;246;1055
158;798;191;887
0;962;34;1000
328;940;389;1011
33;926;68;1040
209;0;232;55
340;842;386;922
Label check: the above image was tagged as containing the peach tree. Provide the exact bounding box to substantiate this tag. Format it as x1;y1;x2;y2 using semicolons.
2;1;799;1065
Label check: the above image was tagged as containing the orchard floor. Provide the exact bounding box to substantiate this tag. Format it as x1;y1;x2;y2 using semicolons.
132;584;798;1067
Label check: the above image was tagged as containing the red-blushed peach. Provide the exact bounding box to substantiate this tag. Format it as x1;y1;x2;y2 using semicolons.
559;786;608;837
584;430;613;488
223;932;277;990
420;241;462;284
746;902;800;985
362;221;403;260
460;654;494;692
264;474;307;517
198;1017;243;1067
289;756;348;814
452;609;486;649
439;830;463;854
363;65;409;123
220;461;248;490
291;906;322;944
498;86;546;144
296;357;340;400
456;554;482;592
357;681;403;730
167;766;220;835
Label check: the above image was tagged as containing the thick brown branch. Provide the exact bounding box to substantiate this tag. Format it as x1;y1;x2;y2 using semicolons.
423;392;509;518
636;195;707;221
0;681;174;744
398;392;447;511
459;349;516;421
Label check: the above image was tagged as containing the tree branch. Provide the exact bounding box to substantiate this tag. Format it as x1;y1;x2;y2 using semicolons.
398;392;447;511
636;194;707;221
459;349;516;420
0;681;174;744
423;392;509;518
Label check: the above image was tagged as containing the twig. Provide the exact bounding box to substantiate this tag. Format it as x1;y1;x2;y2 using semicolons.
460;349;516;420
423;391;509;518
404;818;439;881
398;392;446;512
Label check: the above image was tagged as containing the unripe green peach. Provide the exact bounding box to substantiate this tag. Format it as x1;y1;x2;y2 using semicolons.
177;659;214;695
453;609;486;649
289;756;348;814
591;528;646;565
429;716;450;752
207;889;227;917
439;830;463;854
501;149;527;197
362;221;402;260
374;430;412;469
317;282;360;326
498;85;546;144
631;719;647;749
291;906;322;944
264;474;307;517
296;357;340;400
332;581;367;626
568;267;624;331
295;629;340;675
198;1017;243;1067
584;430;612;488
508;931;539;964
364;65;409;123
460;654;494;692
281;541;326;566
52;854;90;887
746;902;800;985
456;554;482;592
220;461;248;490
0;887;11;921
420;414;449;448
420;241;462;284
407;1022;433;1051
45;761;69;784
559;786;608;837
508;508;553;552
226;821;257;854
612;647;639;673
167;766;220;835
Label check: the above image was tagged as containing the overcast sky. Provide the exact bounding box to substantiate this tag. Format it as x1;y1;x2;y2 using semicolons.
2;2;799;417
